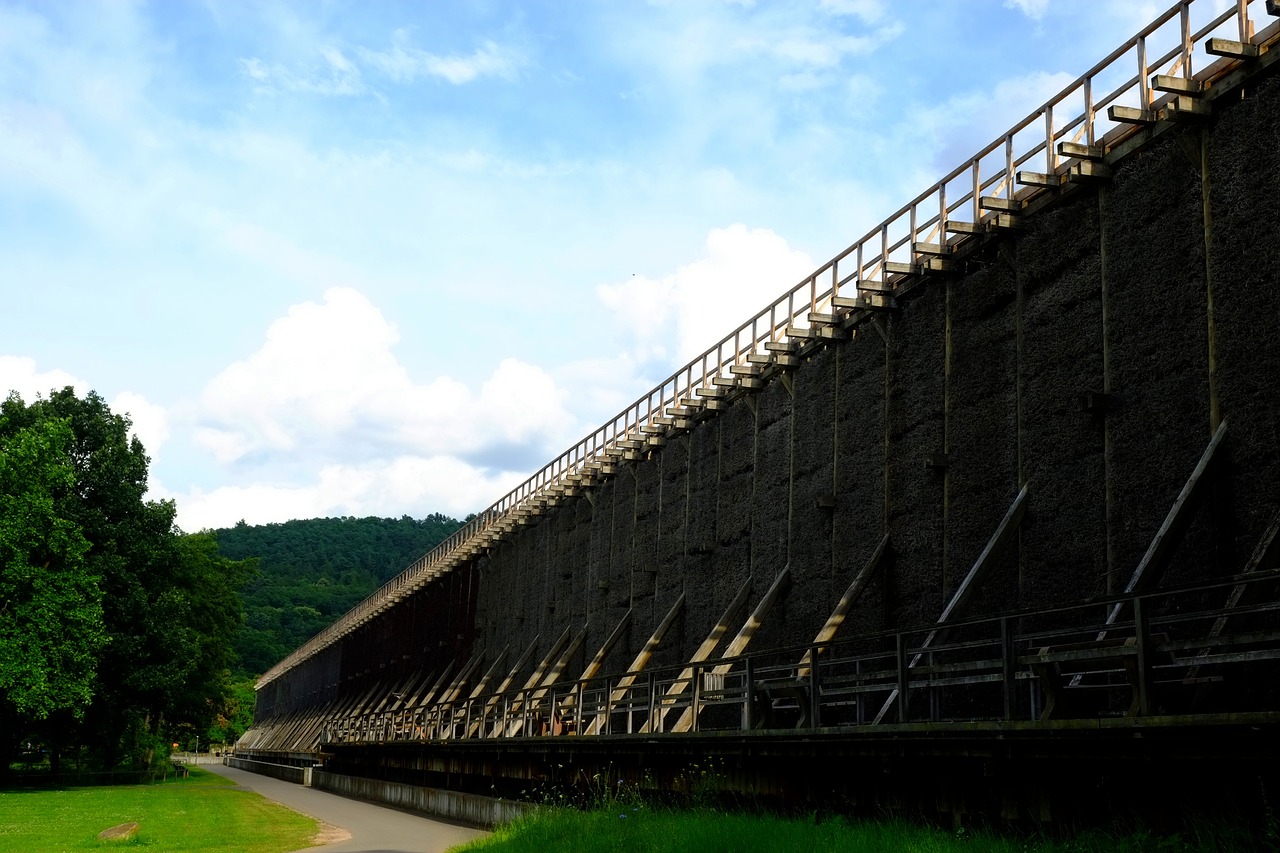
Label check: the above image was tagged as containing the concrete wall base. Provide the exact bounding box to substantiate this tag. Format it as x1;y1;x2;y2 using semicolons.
223;756;312;786
311;769;534;828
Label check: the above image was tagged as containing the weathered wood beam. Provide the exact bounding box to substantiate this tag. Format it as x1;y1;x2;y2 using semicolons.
798;534;890;678
639;576;754;733
873;483;1028;723
583;595;685;735
670;565;793;733
1103;419;1229;630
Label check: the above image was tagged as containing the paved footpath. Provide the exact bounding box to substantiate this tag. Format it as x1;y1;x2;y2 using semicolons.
204;763;488;853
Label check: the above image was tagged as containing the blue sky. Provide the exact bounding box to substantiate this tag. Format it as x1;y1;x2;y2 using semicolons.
1;0;1173;530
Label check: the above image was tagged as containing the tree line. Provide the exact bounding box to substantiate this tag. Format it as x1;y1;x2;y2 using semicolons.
217;514;463;675
0;387;465;774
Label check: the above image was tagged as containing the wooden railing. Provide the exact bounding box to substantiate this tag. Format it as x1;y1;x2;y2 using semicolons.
268;569;1280;745
256;0;1279;690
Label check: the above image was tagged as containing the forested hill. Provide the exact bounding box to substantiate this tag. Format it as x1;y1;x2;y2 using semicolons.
216;514;464;675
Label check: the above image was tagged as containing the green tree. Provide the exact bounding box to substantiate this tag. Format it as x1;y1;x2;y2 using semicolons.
0;389;253;772
0;415;106;771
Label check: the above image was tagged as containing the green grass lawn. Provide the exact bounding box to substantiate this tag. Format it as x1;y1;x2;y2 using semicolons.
0;767;319;852
453;806;1264;853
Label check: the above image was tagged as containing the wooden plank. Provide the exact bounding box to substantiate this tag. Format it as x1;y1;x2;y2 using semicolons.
1185;510;1280;680
979;195;1021;212
1206;38;1258;58
764;341;798;353
1015;170;1064;188
873;484;1028;723
639;576;754;733
797;534;890;677
912;242;952;255
583;594;685;735
439;650;486;705
729;364;763;377
945;220;986;235
466;646;510;701
989;212;1025;231
1165;95;1211;120
555;610;633;718
1069;161;1113;183
1057;141;1104;160
832;294;894;311
670;566;792;733
1152;74;1203;95
883;261;920;275
1108;105;1156;125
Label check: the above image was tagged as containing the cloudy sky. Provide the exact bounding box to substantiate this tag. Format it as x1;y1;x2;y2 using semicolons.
2;0;1173;531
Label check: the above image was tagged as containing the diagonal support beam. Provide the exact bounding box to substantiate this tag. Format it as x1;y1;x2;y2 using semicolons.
557;610;633;716
505;624;590;735
639;576;754;733
874;483;1028;724
1103;419;1228;631
1186;509;1280;679
584;595;684;735
487;626;572;737
467;637;541;737
798;535;890;677
671;565;792;733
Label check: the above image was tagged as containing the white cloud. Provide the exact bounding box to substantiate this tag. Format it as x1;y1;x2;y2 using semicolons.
194;287;577;469
0;360;167;459
165;455;525;532
238;47;367;97
1004;0;1050;21
818;0;888;24
916;69;1078;172
111;391;169;459
597;224;814;365
0;356;89;402
359;33;522;84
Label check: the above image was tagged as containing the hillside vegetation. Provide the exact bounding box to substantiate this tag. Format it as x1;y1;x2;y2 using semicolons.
216;514;464;675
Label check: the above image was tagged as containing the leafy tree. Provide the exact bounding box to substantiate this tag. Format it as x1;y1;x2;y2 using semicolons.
0;389;253;772
0;414;106;770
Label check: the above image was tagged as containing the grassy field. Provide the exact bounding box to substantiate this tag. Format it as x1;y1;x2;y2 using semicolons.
0;767;319;852
453;806;1265;853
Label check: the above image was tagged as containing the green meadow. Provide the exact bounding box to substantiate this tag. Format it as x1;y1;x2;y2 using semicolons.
0;768;317;852
454;806;1265;853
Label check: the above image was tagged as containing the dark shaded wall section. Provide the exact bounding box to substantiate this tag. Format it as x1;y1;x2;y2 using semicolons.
259;70;1280;721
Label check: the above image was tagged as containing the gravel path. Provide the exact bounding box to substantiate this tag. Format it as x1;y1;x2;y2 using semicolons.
203;763;488;853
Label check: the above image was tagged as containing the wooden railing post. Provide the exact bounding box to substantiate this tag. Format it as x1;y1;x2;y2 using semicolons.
1001;617;1016;721
896;633;909;723
1134;596;1151;716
